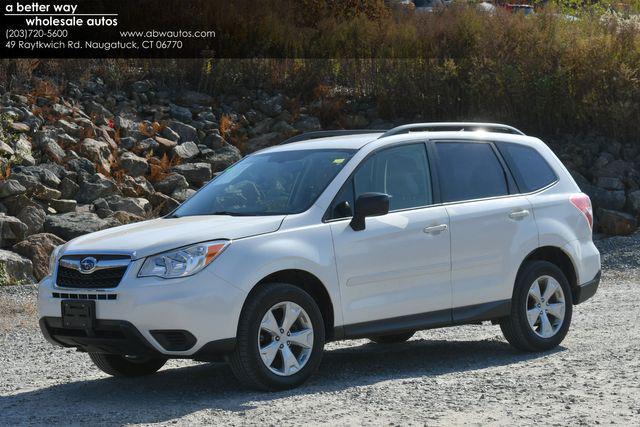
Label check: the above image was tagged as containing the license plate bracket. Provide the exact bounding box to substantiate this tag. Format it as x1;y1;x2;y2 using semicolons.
61;300;95;329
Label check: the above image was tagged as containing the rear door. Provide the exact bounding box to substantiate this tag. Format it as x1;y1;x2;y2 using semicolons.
328;142;452;326
432;140;538;318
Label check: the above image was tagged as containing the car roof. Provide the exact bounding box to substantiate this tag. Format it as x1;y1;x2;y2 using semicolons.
257;130;543;154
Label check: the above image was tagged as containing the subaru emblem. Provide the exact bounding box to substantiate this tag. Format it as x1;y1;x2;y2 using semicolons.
79;257;97;274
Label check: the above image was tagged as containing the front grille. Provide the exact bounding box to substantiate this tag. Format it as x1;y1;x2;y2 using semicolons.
56;255;130;289
52;292;117;300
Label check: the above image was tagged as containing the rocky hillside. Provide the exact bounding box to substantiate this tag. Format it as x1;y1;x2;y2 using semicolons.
0;77;638;284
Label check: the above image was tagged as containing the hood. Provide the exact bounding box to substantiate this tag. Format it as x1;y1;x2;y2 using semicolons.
62;215;285;259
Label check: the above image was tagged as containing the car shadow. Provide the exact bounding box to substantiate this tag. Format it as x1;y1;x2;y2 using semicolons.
0;337;564;424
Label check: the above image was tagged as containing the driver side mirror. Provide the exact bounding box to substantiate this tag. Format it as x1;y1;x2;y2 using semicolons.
350;192;390;231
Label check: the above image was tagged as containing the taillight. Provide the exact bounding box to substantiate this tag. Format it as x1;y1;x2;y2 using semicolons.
570;193;593;230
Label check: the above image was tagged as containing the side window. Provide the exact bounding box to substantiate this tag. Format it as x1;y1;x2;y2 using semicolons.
327;143;433;219
498;143;558;193
355;144;433;211
435;142;508;203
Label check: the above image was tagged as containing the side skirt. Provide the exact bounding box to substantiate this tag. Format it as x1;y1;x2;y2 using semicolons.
334;299;511;340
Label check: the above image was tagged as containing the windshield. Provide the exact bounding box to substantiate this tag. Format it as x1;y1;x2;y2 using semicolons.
172;149;356;217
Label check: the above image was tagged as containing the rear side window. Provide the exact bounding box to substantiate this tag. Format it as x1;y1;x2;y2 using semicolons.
435;142;508;203
498;143;557;193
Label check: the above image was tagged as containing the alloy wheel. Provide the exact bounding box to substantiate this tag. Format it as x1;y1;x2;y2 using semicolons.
526;275;566;338
258;301;314;376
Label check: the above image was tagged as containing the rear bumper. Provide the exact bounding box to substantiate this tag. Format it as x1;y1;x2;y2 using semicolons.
39;316;236;361
573;270;600;305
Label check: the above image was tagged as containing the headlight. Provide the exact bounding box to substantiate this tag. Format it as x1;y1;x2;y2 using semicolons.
48;245;62;277
138;240;230;279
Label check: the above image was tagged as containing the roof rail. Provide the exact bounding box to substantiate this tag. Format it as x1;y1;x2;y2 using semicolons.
280;130;384;145
378;122;525;138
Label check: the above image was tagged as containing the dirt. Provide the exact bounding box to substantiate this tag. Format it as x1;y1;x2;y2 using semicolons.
1;234;639;426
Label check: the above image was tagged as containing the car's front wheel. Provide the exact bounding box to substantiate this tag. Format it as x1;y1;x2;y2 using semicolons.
89;353;167;377
500;260;573;352
229;283;325;390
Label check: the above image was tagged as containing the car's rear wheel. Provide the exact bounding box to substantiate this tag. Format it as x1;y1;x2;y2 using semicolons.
89;353;167;377
229;283;325;390
368;331;415;344
500;260;573;352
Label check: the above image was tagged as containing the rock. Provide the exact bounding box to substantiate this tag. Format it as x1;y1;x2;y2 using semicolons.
169;103;192;122
168;120;197;143
110;211;144;225
59;177;80;199
57;119;82;137
16;206;46;236
79;138;112;173
171;188;196;202
12;233;64;281
0;141;15;157
14;135;35;165
0;249;34;285
629;190;640;214
44;211;116;240
598;209;637;235
0;214;28;247
246;132;281;152
32;183;62;201
149;192;180;215
171;163;212;186
43;140;66;163
49;199;77;213
76;173;119;203
131;80;152;93
161;127;180;142
589;187;626;211
105;196;150;217
255;94;284;117
153;173;189;195
172;141;200;160
176;90;214;106
272;120;296;134
596;176;624;191
119;151;149;176
202;142;242;172
155;136;177;151
133;137;159;155
0;180;26;198
67;157;96;175
9;122;30;133
203;131;225;149
11;173;40;189
294;115;322;132
84;100;113;119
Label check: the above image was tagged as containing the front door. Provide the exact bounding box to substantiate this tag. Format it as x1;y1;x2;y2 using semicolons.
327;143;452;327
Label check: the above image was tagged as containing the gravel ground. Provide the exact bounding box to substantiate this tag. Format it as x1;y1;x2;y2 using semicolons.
1;234;639;426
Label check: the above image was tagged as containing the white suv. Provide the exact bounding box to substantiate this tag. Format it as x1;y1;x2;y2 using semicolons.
38;123;601;390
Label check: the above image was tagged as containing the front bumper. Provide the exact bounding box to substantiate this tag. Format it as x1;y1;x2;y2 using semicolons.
37;262;247;358
573;270;600;305
39;317;236;361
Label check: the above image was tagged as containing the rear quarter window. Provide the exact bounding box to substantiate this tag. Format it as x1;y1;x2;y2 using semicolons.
498;143;558;193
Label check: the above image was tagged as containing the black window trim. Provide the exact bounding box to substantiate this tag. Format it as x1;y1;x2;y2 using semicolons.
322;140;439;222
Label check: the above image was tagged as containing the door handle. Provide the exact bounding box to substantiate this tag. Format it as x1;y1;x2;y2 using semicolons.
423;224;448;234
509;209;530;220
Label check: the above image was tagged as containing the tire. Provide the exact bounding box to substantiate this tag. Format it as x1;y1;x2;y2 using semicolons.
368;331;415;344
229;283;325;391
89;353;167;377
500;260;573;352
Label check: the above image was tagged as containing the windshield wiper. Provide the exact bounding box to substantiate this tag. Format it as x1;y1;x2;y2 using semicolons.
210;211;254;216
